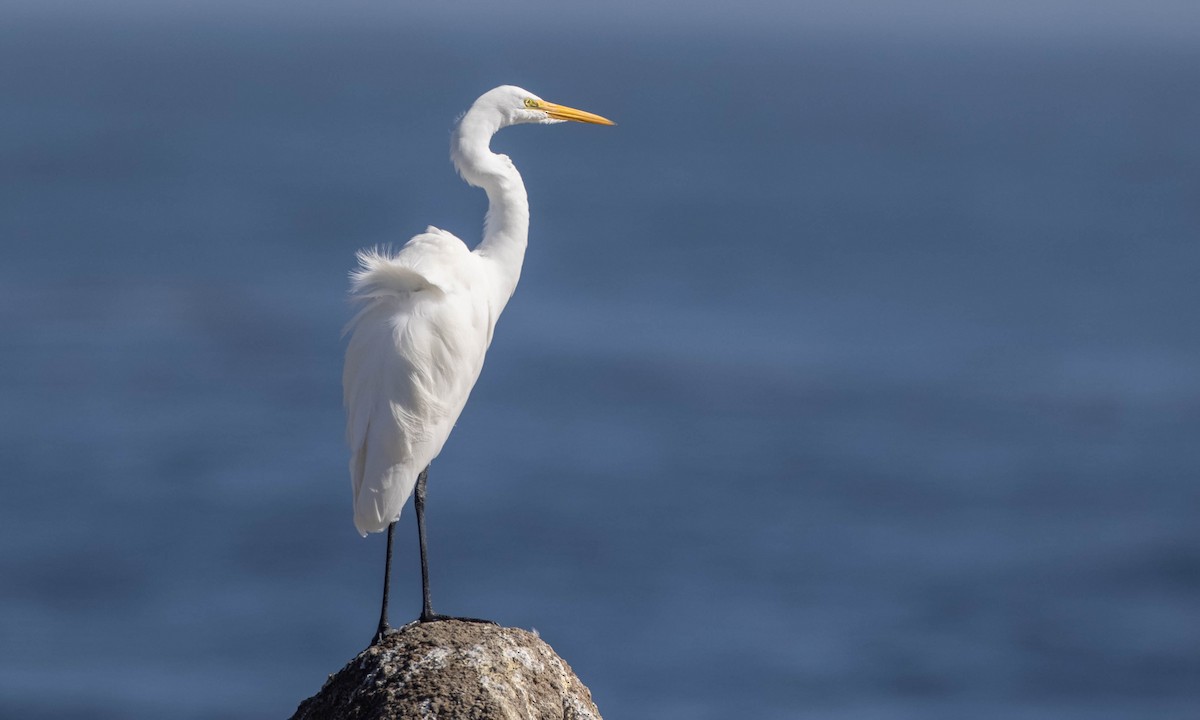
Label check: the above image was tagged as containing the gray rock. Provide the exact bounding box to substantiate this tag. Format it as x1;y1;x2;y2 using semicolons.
290;620;602;720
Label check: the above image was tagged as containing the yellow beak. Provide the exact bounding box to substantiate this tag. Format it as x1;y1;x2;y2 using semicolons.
542;101;616;126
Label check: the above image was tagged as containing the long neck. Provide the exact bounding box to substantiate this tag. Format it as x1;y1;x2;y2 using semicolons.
452;113;529;305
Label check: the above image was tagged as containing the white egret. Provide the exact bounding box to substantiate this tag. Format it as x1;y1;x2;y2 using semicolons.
342;85;613;642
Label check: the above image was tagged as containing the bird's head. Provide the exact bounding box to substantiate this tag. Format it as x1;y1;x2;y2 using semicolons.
474;85;615;128
452;85;614;186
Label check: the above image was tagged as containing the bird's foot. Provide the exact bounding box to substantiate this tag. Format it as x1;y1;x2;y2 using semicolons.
371;623;400;645
418;612;498;626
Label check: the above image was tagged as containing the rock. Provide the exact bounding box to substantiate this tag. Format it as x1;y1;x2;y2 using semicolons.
289;620;603;720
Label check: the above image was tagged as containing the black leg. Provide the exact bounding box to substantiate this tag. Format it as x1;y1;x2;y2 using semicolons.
415;467;436;621
372;520;396;645
414;466;496;627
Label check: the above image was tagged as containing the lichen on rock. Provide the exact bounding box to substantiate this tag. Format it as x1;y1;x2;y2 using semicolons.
290;620;602;720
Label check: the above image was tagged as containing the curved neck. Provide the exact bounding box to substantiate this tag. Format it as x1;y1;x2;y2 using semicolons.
452;113;529;304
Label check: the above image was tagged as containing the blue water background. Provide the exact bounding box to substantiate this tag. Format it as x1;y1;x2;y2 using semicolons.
1;13;1198;719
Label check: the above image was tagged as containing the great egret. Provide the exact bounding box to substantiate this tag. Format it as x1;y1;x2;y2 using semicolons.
342;85;613;642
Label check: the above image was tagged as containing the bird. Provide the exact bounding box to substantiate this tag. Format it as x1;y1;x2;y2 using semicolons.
341;85;614;643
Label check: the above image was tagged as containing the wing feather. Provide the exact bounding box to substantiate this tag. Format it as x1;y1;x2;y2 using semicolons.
342;229;491;535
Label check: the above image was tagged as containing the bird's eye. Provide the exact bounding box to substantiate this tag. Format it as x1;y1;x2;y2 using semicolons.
524;98;540;109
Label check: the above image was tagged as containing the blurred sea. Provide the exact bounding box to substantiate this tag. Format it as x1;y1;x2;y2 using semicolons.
1;13;1198;720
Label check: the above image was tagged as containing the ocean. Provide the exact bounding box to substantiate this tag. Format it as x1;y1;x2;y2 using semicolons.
1;14;1197;719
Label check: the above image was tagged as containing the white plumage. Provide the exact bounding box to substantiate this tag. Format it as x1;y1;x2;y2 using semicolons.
341;86;613;546
343;230;491;535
